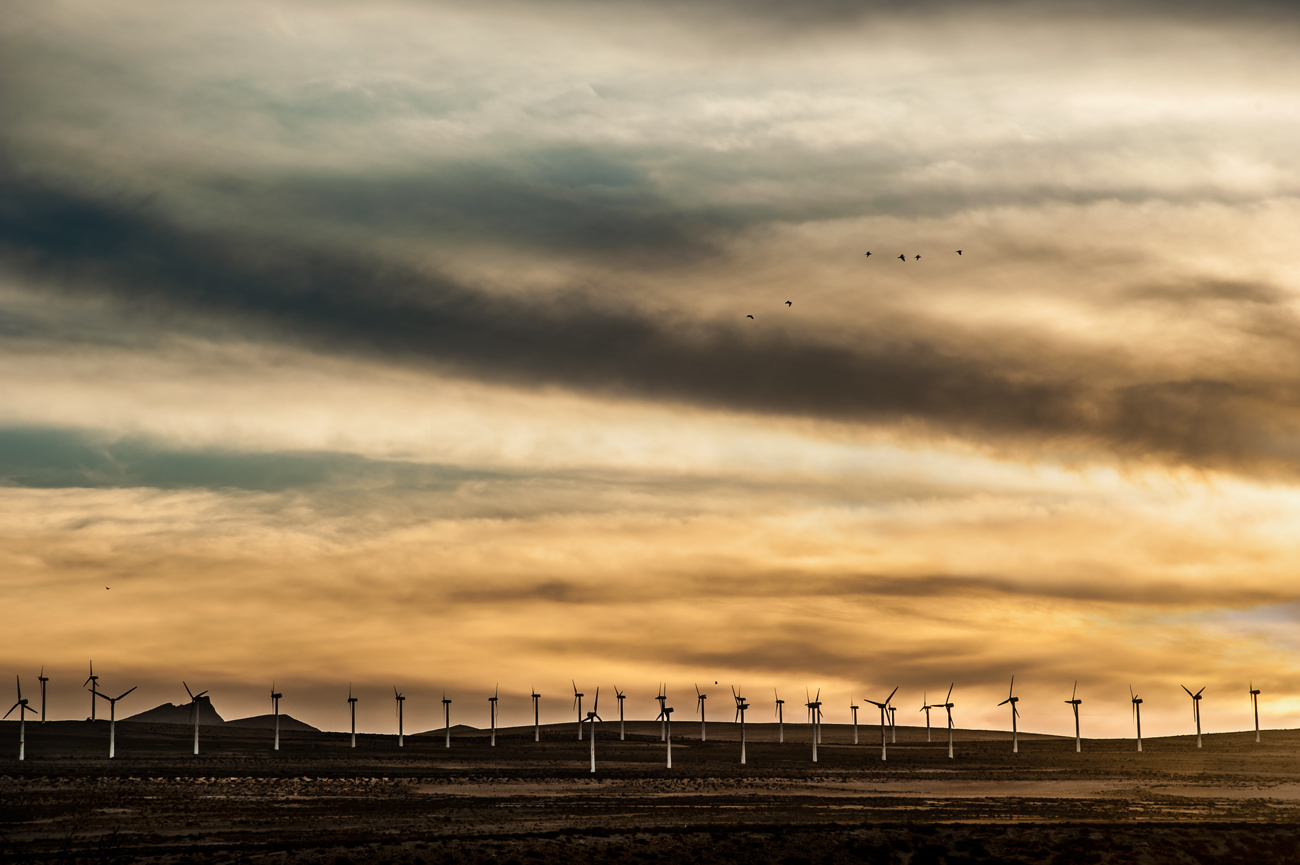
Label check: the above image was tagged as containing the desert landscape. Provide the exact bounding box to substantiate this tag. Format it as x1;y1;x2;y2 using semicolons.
4;717;1300;863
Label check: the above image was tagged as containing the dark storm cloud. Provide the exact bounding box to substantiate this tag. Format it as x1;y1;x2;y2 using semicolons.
5;175;1300;474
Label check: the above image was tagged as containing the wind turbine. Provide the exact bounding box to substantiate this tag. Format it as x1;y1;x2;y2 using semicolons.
695;684;708;742
865;687;898;761
663;705;674;768
395;687;406;748
587;687;605;773
572;681;585;741
442;691;452;749
888;705;897;744
37;665;48;723
805;689;822;763
1248;681;1258;744
732;686;749;764
346;686;358;748
920;693;933;743
1130;686;1143;752
184;682;209;755
5;677;35;760
615;686;626;740
939;684;955;759
1182;685;1205;748
93;684;137;758
656;684;668;741
271;683;283;751
488;685;497;747
998;677;1021;754
532;688;541;742
1065;682;1082;753
849;695;859;745
85;661;99;721
774;689;785;743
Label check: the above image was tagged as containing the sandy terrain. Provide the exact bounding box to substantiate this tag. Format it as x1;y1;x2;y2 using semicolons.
3;719;1300;863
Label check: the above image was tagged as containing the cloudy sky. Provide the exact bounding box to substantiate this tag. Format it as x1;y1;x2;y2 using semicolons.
4;0;1300;738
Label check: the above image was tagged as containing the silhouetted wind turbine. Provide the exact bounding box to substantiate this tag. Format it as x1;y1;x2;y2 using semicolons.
695;684;708;742
774;689;785;743
395;687;406;748
572;681;585;741
849;695;859;745
587;687;605;773
346;685;358;748
998;677;1021;754
940;684;955;759
488;685;497;747
5;677;35;760
184;682;208;755
1182;685;1205;748
1248;681;1258;744
85;661;99;721
1065;682;1082;753
1130;686;1143;752
656;684;669;741
532;688;541;742
442;691;452;749
865;687;898;761
93;684;136;758
733;686;750;764
615;686;626;740
889;705;897;743
663;704;674;768
271;683;283;751
805;688;822;763
920;692;933;742
38;665;48;723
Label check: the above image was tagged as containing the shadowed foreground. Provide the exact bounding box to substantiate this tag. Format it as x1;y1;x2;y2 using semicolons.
3;720;1300;863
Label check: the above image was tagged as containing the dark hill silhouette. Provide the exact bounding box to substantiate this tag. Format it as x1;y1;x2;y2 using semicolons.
225;714;320;732
123;695;225;725
415;724;481;736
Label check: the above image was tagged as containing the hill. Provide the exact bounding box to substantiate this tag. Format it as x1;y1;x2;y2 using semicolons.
225;713;320;732
122;695;225;725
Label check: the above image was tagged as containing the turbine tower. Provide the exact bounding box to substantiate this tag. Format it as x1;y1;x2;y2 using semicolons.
572;681;585;741
37;665;48;723
615;686;626;740
395;687;406;748
920;693;933;743
5;677;35;761
774;689;785;744
655;684;668;741
1248;681;1258;744
805;689;822;763
488;685;497;747
940;684;955;759
849;695;859;745
1065;682;1082;753
442;691;452;749
865;687;898;762
85;661;99;721
347;685;358;749
532;689;541;742
663;705;674;768
93;684;137;759
587;687;605;773
271;683;283;752
733;686;749;765
183;682;209;756
1182;685;1205;748
1130;686;1143;752
997;677;1020;754
695;684;708;742
889;705;897;744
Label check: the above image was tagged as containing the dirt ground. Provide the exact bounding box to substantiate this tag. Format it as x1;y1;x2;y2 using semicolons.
3;719;1300;863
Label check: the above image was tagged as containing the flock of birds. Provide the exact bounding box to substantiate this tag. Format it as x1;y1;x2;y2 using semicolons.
747;249;964;318
4;666;1269;771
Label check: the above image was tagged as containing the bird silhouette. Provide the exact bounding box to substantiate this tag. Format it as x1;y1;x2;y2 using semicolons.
785;301;792;306
864;251;871;257
746;315;753;319
914;254;921;260
956;250;962;255
898;254;905;261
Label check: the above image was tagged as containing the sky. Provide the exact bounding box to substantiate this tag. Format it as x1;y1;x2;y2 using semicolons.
3;0;1300;739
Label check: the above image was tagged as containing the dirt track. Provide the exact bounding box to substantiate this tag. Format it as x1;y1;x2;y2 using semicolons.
3;720;1300;863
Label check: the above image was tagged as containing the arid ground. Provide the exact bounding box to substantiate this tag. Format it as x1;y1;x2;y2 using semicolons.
3;720;1299;863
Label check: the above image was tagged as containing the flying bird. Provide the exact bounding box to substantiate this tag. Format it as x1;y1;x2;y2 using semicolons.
956;250;962;255
898;254;905;261
746;315;753;319
864;251;871;257
914;254;921;260
785;301;792;306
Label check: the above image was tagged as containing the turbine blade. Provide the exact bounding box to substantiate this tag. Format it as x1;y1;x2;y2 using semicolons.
946;683;954;703
118;686;137;700
3;703;18;719
184;681;194;700
1196;687;1205;697
1182;684;1193;697
1072;681;1077;701
886;686;899;705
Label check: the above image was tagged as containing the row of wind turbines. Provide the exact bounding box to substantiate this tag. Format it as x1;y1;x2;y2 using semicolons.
5;666;1270;768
